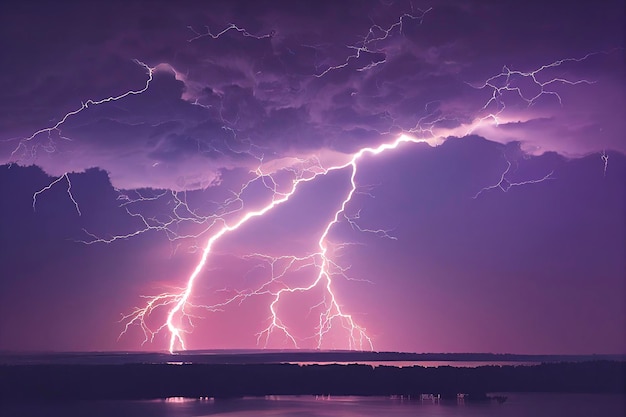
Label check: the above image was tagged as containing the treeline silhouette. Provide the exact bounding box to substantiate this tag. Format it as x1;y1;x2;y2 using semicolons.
0;361;623;401
4;351;623;365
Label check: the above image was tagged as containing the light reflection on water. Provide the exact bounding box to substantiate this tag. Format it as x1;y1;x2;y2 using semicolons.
1;393;624;417
287;361;542;368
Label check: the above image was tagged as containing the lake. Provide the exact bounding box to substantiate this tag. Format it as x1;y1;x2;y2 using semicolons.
287;361;542;367
2;393;624;417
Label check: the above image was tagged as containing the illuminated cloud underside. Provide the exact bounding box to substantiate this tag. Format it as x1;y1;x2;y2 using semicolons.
0;0;623;354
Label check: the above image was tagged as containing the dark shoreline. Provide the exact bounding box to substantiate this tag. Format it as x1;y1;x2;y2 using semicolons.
1;361;624;402
2;350;624;365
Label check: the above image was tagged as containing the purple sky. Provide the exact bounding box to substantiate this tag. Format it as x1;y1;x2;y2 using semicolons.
0;0;624;354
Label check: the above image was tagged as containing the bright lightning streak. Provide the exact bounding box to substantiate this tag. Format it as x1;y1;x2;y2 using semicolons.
33;172;81;216
470;52;601;114
473;159;554;199
10;60;154;162
461;51;614;140
164;165;329;351
16;7;611;353
131;134;434;352
313;8;431;77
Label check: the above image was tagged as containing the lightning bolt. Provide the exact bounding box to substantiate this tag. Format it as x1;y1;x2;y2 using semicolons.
469;52;602;115
33;172;81;216
601;151;609;177
313;7;431;77
472;158;554;200
114;47;607;351
14;6;613;352
117;134;435;352
10;60;154;163
187;23;273;43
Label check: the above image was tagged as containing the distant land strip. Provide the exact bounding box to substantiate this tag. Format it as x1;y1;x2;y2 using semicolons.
1;350;624;365
0;360;624;401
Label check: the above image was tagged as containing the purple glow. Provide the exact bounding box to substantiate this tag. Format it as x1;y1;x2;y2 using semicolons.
0;0;624;354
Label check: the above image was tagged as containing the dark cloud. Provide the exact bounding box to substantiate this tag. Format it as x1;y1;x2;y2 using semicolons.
2;0;623;190
0;0;623;352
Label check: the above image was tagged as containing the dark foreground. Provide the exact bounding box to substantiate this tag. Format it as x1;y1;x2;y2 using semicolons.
0;361;623;401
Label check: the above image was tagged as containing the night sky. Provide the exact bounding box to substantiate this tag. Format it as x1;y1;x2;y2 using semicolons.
0;0;624;354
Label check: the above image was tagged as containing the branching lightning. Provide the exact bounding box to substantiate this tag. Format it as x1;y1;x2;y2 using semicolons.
15;6;610;353
470;52;600;114
33;172;81;216
313;7;431;77
10;60;154;162
187;23;273;43
472;159;554;199
117;134;433;352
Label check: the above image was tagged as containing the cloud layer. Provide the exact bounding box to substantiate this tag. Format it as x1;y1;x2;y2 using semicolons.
1;0;623;190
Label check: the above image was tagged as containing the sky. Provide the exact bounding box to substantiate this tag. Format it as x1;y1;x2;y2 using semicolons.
0;0;624;354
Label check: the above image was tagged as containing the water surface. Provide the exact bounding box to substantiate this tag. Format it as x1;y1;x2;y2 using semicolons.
2;393;624;417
